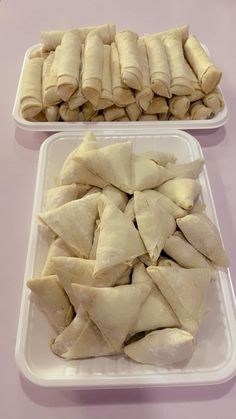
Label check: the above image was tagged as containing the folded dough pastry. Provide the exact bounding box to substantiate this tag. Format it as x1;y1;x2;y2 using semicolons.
39;192;100;258
147;266;212;334
110;42;135;107
124;197;135;222
163;232;211;268
42;237;76;276
27;275;74;334
184;35;222;94
141;189;187;218
164;34;193;96
82;31;104;106
189;100;212;120
124;328;194;366
202;88;224;115
135;39;153;111
41;24;116;51
20;57;44;119
115;31;143;90
165;158;205;179
75;141;132;192
44;105;60;121
71;282;151;351
44;183;79;211
145;97;169;114
169;96;190;119
56;31;81;101
134;191;176;262
144;36;171;98
103;105;126;121
96;45;113;110
139;150;177;166
130;154;174;192
59;131;107;187
130;262;179;334
42;52;61;106
177;213;229;267
94;201;146;278
126;103;141;121
102;185;128;211
59;102;80;121
157;178;201;210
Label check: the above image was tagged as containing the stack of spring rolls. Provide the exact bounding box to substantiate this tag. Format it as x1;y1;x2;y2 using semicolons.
20;23;224;123
27;131;230;365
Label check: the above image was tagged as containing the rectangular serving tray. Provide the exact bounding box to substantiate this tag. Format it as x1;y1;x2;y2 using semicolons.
15;129;236;388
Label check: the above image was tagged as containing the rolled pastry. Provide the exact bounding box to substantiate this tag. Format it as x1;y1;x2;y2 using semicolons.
145;36;171;98
110;42;135;107
96;45;113;110
42;51;61;106
139;114;158;121
41;24;116;51
126;103;141;121
59;102;80;121
91;113;105;122
68;46;87;110
144;25;189;44
82;31;104;107
57;31;81;101
44;105;60;121
169;96;190;119
145;97;169;114
135;39;153;111
164;33;193;96
103;105;126;121
20;57;44;119
202;88;224;115
115;31;143;90
81;101;98;121
190;100;212;120
124;328;194;366
184;35;222;94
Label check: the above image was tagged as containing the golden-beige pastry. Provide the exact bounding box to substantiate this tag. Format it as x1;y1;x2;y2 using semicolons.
103;105;126;121
145;36;171;98
169;96;190;119
126;103;141;121
189;100;212;120
44;105;60;121
20;57;44;119
165;158;205;179
42;51;61;106
145;97;169;114
135;39;153;111
96;45;113;110
157;178;201;210
115;31;143;90
41;237;76;276
202;88;224;115
184;35;222;94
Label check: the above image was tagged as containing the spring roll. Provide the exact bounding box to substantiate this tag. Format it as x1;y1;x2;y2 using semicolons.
44;105;60;121
110;42;135;106
184;35;222;94
20;57;44;119
91;114;105;122
189;100;212;120
169;96;190;119
103;105;126;121
115;31;143;91
202;89;224;115
59;102;80;121
68;45;87;110
145;36;171;98
135;39;153;111
126;103;141;121
139;114;158;121
82;31;104;107
57;31;81;101
42;51;61;106
145;97;168;114
41;24;116;51
164;33;193;96
144;25;189;44
81;101;98;121
96;45;113;110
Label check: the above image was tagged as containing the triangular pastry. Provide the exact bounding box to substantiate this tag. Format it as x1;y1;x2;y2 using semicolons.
147;266;212;335
42;237;76;276
165;158;205;179
141;189;187;218
157;178;201;210
44;183;79;211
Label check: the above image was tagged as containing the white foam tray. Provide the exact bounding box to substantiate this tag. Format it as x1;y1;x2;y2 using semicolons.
15;129;236;388
12;44;229;131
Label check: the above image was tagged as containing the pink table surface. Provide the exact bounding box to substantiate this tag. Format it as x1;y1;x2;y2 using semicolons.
1;0;236;417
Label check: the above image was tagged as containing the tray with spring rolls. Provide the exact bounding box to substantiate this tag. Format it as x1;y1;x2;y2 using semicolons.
15;129;236;388
12;34;229;131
